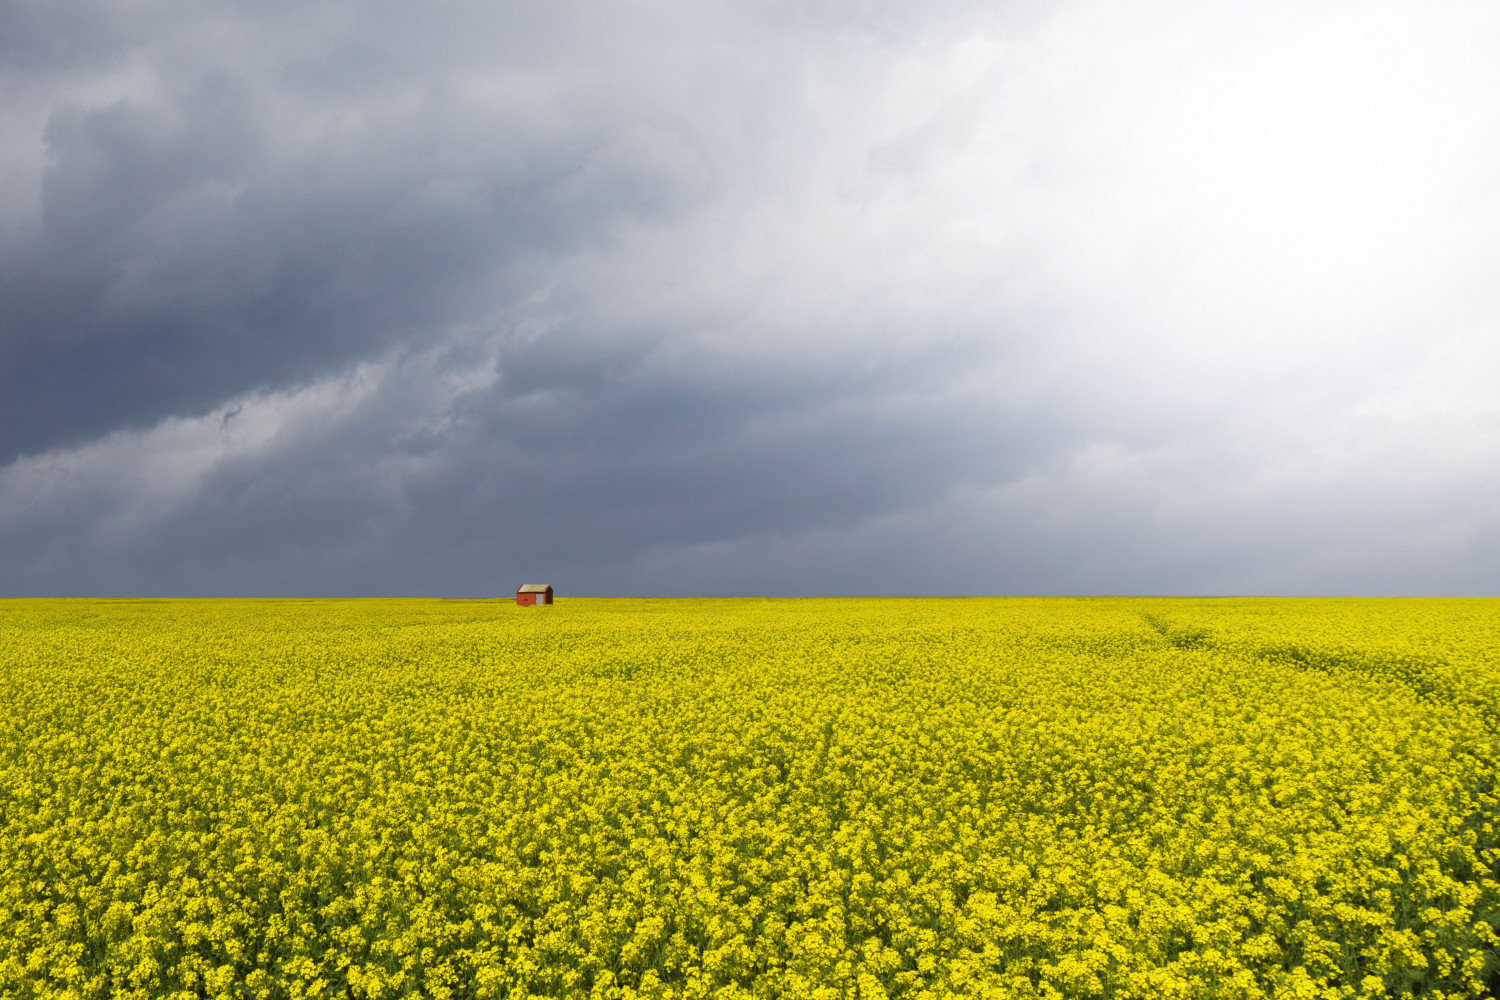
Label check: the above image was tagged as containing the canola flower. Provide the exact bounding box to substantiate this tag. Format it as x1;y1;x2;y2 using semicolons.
1;596;1497;999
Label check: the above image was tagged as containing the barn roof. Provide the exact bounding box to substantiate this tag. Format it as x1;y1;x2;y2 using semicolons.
516;583;553;593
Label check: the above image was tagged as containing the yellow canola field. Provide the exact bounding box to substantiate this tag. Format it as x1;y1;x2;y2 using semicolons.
1;597;1497;1000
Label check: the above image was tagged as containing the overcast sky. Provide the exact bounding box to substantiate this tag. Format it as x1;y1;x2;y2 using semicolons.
2;0;1497;597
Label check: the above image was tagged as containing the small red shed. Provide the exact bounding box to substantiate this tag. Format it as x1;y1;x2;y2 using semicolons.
516;583;554;606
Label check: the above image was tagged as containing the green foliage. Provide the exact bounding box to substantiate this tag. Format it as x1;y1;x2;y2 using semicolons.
1;597;1497;998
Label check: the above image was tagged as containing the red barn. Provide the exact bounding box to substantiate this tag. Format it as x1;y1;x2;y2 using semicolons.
516;583;554;606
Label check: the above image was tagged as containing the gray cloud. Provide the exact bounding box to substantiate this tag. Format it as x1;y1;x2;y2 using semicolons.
0;0;803;462
2;0;1499;596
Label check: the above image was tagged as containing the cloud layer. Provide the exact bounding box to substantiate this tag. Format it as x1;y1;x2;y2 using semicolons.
2;0;1498;595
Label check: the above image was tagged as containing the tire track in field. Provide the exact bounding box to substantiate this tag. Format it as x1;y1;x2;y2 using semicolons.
1137;610;1493;727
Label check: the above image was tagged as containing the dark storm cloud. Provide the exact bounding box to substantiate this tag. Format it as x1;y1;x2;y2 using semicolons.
0;1;731;462
0;316;1063;595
